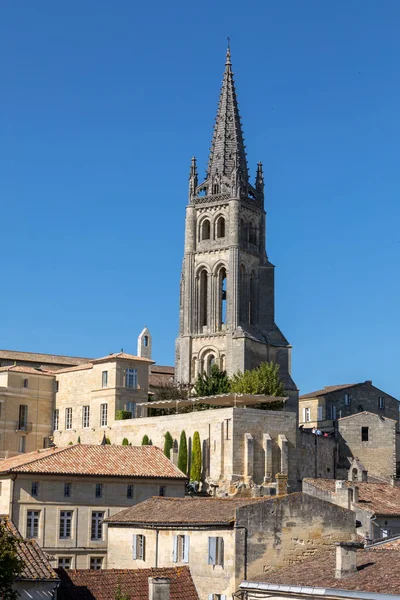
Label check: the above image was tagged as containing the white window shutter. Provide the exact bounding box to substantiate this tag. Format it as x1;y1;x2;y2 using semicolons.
132;534;137;560
208;595;214;600
221;595;227;600
208;537;216;565
173;535;178;563
183;535;190;563
302;408;306;422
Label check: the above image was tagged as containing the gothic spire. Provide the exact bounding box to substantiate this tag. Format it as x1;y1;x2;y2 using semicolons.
207;46;248;186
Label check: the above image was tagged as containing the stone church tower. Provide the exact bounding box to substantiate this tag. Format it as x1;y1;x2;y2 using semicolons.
175;48;297;407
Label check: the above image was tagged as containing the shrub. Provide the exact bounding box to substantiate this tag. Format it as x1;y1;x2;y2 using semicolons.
122;438;129;446
116;410;132;420
178;431;188;474
141;435;149;445
194;364;230;397
106;437;111;445
190;431;202;482
77;436;81;444
164;431;173;459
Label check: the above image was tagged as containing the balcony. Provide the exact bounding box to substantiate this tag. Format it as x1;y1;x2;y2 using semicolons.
15;422;32;433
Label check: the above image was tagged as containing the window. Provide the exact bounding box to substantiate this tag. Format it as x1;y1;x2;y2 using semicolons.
58;557;71;569
91;511;104;540
90;557;103;570
216;216;226;238
65;408;72;430
144;335;149;347
102;371;108;388
64;483;71;498
127;485;134;499
18;436;26;453
59;511;73;539
26;510;40;538
100;404;108;427
53;409;59;431
208;536;224;566
199;269;208;328
132;534;145;560
126;369;138;389
23;378;28;388
344;394;351;406
329;405;337;420
159;486;166;497
209;595;227;600
95;483;103;498
317;406;323;421
31;482;39;497
173;535;190;563
303;407;311;423
201;219;211;241
82;405;90;428
378;396;385;409
126;401;136;418
18;405;28;430
362;427;369;442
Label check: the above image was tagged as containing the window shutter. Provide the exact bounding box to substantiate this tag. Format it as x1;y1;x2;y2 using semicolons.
302;408;306;422
141;535;146;561
183;535;190;563
208;595;214;600
173;535;178;563
132;534;137;560
208;537;216;565
221;595;227;600
218;536;224;567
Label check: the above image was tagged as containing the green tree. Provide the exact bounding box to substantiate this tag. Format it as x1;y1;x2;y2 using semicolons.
122;438;129;446
230;362;285;397
190;431;202;482
0;521;24;600
178;430;188;474
194;364;231;397
141;435;149;445
68;441;73;445
164;431;173;459
106;437;111;445
115;584;130;600
116;410;132;420
77;436;81;444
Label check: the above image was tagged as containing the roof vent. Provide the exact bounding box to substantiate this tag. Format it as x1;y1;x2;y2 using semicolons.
335;542;363;579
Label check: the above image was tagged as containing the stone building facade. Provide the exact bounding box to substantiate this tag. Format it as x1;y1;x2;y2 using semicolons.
174;48;297;413
0;444;186;569
106;494;356;600
299;381;399;432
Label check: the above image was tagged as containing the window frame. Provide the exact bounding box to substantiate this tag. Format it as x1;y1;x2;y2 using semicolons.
344;394;351;406
100;403;108;427
208;536;224;567
361;426;369;442
64;482;71;498
53;409;59;431
303;407;311;423
65;408;72;430
125;369;138;389
18;436;26;453
132;534;146;560
102;371;108;388
95;483;103;499
378;396;385;409
90;557;103;570
127;484;134;499
159;486;166;497
31;481;39;497
59;511;73;539
91;511;104;540
23;378;28;389
173;534;190;563
19;405;28;429
58;557;72;570
26;510;40;538
82;405;90;429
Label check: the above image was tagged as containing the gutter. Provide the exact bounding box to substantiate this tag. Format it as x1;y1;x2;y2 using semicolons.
239;582;400;600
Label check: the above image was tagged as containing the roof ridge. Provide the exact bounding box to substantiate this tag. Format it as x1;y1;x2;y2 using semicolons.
7;445;72;472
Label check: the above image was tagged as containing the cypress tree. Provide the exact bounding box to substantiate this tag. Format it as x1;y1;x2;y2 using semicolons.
141;435;149;445
164;431;173;459
122;438;129;446
190;431;202;482
178;430;188;474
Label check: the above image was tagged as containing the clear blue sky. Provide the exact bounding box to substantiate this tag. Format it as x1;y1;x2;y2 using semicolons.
1;1;399;399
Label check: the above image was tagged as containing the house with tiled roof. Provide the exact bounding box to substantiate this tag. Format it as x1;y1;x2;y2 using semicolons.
0;444;186;570
303;477;400;540
105;493;356;600
0;515;59;600
56;566;199;600
299;380;399;432
238;539;400;599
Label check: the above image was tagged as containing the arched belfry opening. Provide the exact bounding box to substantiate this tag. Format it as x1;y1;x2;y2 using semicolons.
199;269;208;330
216;216;226;238
201;219;211;241
217;267;227;329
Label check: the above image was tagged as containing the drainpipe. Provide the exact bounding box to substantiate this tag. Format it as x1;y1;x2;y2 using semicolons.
234;524;248;581
9;475;17;520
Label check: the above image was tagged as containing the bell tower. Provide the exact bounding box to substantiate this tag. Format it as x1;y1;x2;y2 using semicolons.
175;47;297;408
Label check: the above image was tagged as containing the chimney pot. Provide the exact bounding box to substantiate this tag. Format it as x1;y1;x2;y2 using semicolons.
335;542;363;579
148;577;171;600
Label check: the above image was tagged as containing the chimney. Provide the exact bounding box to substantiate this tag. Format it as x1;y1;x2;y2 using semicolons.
276;473;288;496
334;480;353;509
335;542;363;579
365;380;372;386
148;577;170;600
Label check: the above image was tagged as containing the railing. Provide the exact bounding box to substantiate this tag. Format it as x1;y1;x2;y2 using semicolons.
15;422;33;433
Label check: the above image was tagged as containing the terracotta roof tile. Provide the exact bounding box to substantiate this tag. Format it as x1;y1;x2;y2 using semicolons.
92;352;154;364
56;567;199;600
0;445;186;479
0;349;90;366
151;365;174;375
254;546;400;594
106;496;271;526
304;478;400;515
299;384;357;399
0;365;55;377
0;516;58;581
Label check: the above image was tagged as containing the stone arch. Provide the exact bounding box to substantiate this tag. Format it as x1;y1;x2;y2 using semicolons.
213;262;227;330
198;346;220;376
196;266;210;331
215;214;226;239
199;216;211;241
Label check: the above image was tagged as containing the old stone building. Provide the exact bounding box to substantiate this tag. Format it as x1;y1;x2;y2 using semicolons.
105;494;356;600
0;444;186;569
299;381;399;432
174;47;297;413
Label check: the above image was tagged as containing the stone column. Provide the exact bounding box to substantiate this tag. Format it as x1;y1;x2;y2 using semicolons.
278;434;288;474
244;433;254;482
263;433;272;482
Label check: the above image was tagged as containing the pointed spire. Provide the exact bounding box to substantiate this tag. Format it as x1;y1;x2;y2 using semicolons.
255;161;264;198
207;46;248;188
188;156;198;201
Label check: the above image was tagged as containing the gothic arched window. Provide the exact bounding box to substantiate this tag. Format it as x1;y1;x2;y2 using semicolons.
201;219;211;241
217;267;227;329
199;269;208;329
216;216;226;239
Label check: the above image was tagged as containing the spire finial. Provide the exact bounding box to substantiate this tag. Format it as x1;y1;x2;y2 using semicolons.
226;37;231;66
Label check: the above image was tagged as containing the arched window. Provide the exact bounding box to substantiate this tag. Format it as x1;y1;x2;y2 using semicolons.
199;269;208;329
352;468;358;481
216;216;226;239
201;219;210;241
249;273;256;325
144;336;149;347
239;264;247;324
217;267;227;329
207;354;215;374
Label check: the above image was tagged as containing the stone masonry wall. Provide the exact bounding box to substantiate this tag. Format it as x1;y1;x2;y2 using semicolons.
297;430;336;482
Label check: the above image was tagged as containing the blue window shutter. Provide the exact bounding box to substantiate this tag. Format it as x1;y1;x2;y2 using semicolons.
208;537;216;565
183;535;190;563
173;535;178;563
132;534;137;560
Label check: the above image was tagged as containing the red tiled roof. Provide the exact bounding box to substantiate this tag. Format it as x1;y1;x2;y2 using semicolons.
92;352;154;364
106;496;271;526
151;365;174;375
56;567;199;600
254;546;400;594
299;384;357;399
304;478;400;516
0;365;55;377
0;445;186;479
0;516;58;581
0;349;90;366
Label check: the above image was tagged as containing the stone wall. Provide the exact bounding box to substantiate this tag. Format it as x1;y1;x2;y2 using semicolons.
297;430;336;482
